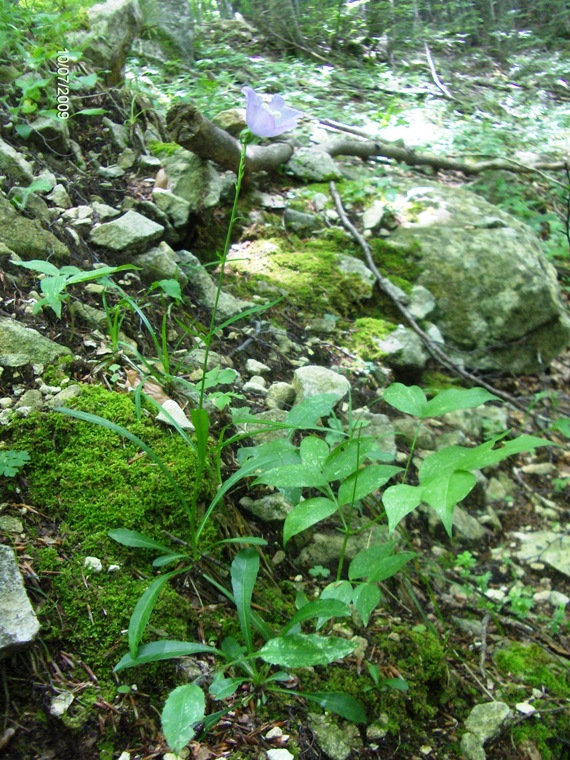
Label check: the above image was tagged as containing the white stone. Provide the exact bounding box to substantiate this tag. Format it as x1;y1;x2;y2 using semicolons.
267;750;294;760
156;399;195;430
49;691;74;717
83;556;103;573
245;358;271;374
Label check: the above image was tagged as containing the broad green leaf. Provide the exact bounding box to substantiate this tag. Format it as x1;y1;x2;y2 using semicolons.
281;599;350;635
114;640;219;671
382;677;409;691
300;436;330;469
236;437;298;468
156;278;182;301
255;463;328;489
382;484;423;534
108;529;173;554
320;580;354;607
162;684;205;753
283;498;337;545
231;548;259;654
337;464;402;506
209;675;247;700
128;571;181;658
323;437;380;482
285;393;339;429
383;383;427;417
352;582;382;626
422;470;477;536
300;691;367;723
259;634;355;668
551;417;570;438
0;450;30;477
12;259;60;276
349;543;396;580
423;387;500;417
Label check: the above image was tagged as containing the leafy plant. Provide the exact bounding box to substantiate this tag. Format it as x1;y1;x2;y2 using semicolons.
0;449;30;477
12;260;133;318
115;548;366;753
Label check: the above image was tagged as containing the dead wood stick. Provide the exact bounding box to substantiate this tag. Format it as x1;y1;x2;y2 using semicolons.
424;42;455;101
328;181;527;410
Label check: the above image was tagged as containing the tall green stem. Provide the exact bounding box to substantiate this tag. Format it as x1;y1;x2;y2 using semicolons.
198;135;250;408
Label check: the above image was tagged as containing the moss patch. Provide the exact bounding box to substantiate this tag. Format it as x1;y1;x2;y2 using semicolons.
348;317;396;361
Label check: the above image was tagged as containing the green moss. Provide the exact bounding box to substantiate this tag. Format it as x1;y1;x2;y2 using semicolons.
349;317;395;361
369;239;422;290
147;140;182;158
494;642;570;699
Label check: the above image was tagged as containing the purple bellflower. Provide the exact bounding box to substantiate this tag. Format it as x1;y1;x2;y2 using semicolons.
241;86;303;138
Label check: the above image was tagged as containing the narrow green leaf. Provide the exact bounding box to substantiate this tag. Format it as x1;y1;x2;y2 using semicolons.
128;572;181;658
108;529;173;554
382;484;423;534
423;387;500;417
283;498;338;545
114;640;219;671
300;691;367;723
337;464;402;506
231;548;259;654
259;634;355;668
216;536;268;547
152;553;189;567
162;684;205;753
191;407;210;469
383;383;427;417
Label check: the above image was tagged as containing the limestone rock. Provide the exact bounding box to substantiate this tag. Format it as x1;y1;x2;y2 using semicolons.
292;365;351;404
0;138;34;184
28;115;71;155
266;382;296;410
90;210;164;255
240;494;293;522
0;316;72;368
461;701;513;760
132;241;187;285
0;544;40;658
0;194;68;262
513;531;570;577
152;188;191;228
286;148;343;182
283;208;321;232
161;150;223;211
351;408;397;461
336;255;375;296
376;325;428;370
308;712;362;760
138;0;194;62
212;108;246;136
383;182;570;372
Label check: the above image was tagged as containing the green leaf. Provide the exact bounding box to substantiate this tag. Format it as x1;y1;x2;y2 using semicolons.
382;484;423;534
283;498;338;546
320;580;354;607
108;529;173;554
254;463;328;489
337;464;402;506
281;599;350;635
191;407;210;470
114;640;219;671
300;691;367;723
423;387;500;417
209;675;248;700
285;393;339;429
300;436;330;469
216;536;268;547
352;582;381;626
259;634;355;668
551;417;570;438
162;684;205;754
323;437;380;482
128;572;181;658
153;553;190;567
422;470;477;537
0;450;30;477
73;107;108;116
231;548;259;654
383;383;427;417
349;543;415;582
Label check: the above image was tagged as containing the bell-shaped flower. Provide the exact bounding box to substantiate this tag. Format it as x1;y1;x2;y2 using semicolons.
241;86;303;138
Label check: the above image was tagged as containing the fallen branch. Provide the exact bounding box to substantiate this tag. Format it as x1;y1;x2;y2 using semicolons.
424;42;455;101
328;180;528;411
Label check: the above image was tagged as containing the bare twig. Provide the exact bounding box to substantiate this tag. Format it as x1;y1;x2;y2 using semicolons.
424;42;455;101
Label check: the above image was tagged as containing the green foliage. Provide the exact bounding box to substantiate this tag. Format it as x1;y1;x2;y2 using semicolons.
0;449;30;477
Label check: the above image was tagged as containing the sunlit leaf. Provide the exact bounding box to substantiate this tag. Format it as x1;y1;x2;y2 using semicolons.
162;684;205;753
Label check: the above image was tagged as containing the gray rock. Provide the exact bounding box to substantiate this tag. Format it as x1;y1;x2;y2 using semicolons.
212;108;246;137
91;201;121;220
513;531;570;577
336;255;375;296
464;701;512;744
90;210;164;255
75;0;143;86
132;241;187;285
0;316;71;368
0;194;68;262
176;250;253;322
362;200;389;232
286;148;343;182
15;389;43;412
161;150;223;211
0;138;34;184
138;0;194;62
427;504;486;541
460;731;487;760
178;348;223;372
0;544;40;658
236;408;288;443
45;384;83;408
245;359;270;374
47;184;72;209
152;188;191;228
102;117;129;149
352;407;397;461
0;516;23;533
96;164;125;179
61;204;93;231
393;418;436;450
376;325;428;370
240;494;293;521
243;375;267;394
308;712;362;760
409;284;436;319
384;182;570;373
266;382;295;410
299;525;388;567
28;115;71;155
283;208;320;232
293;365;351;404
